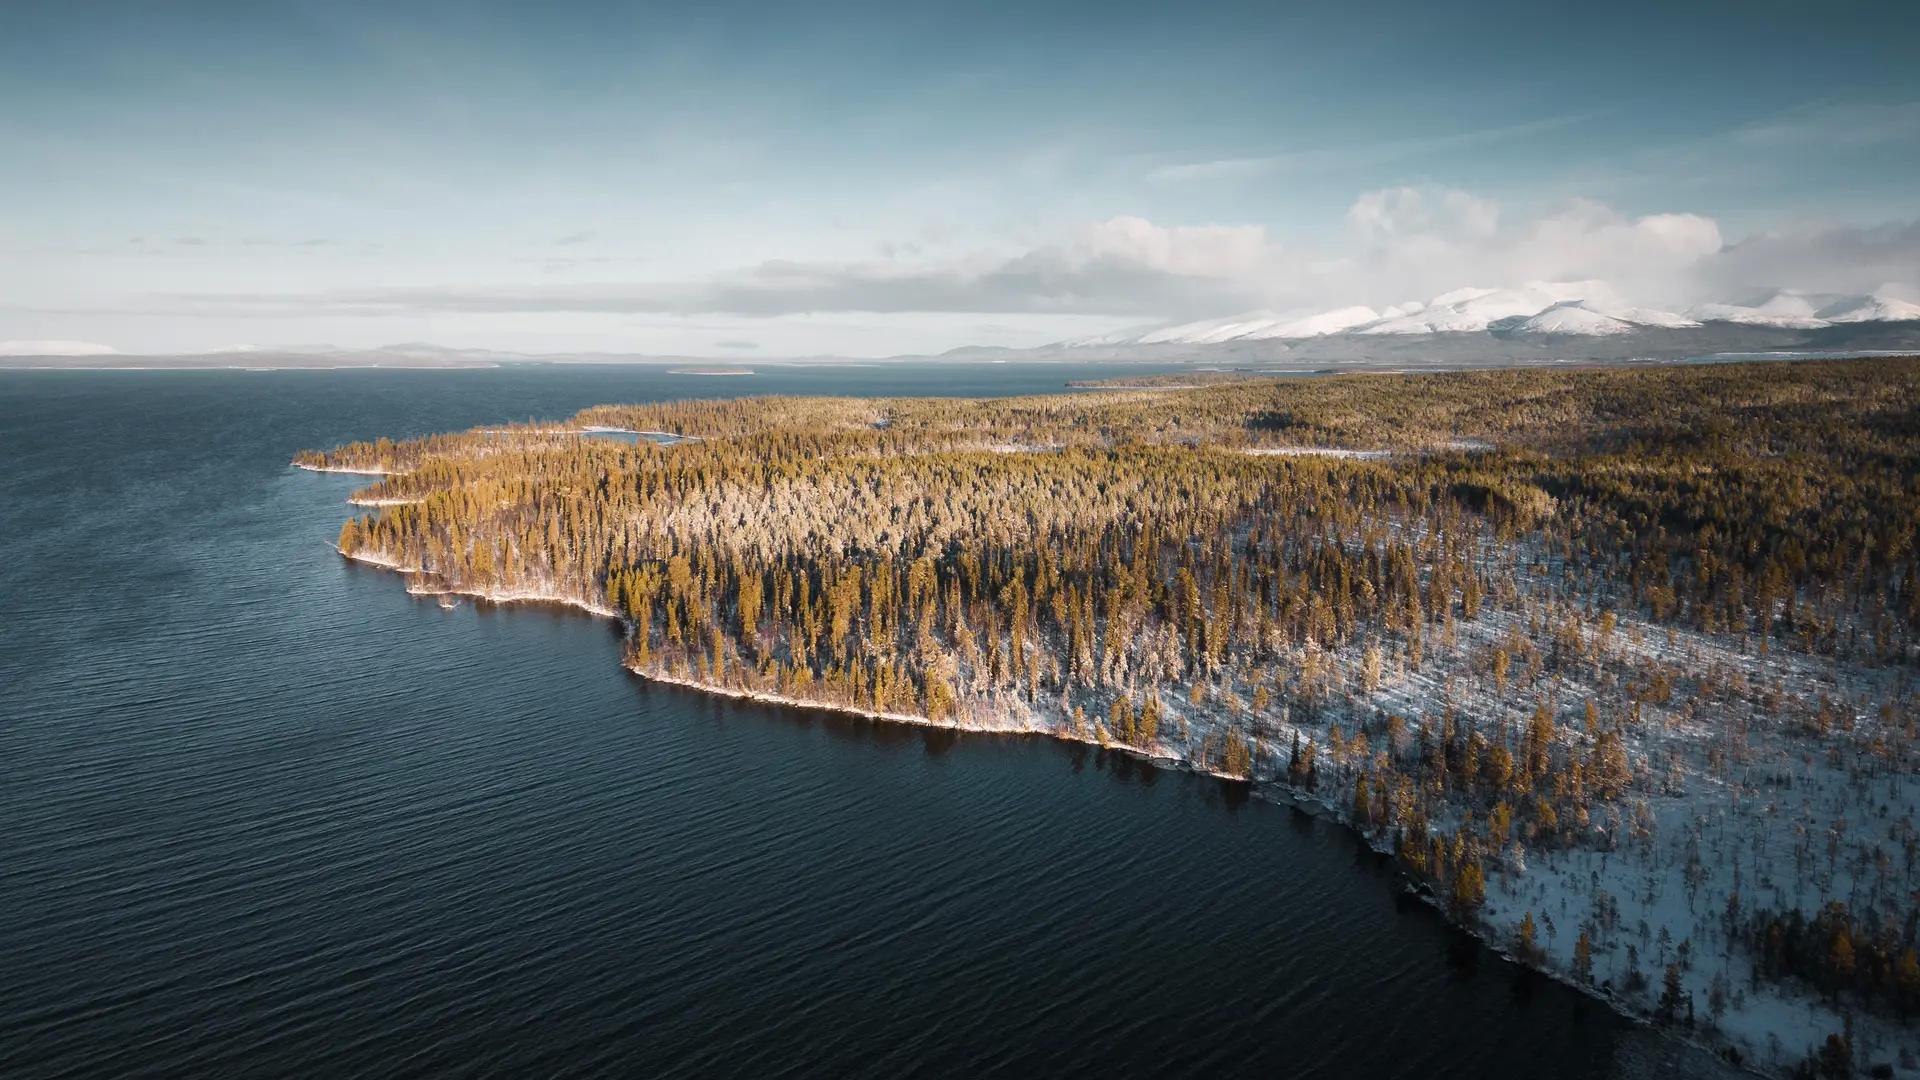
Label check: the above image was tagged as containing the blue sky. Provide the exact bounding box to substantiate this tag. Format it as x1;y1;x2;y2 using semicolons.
4;0;1918;355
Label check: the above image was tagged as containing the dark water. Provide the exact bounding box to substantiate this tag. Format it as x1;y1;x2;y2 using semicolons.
2;365;1696;1078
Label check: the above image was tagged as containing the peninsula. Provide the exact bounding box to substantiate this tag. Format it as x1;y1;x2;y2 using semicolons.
298;359;1920;1076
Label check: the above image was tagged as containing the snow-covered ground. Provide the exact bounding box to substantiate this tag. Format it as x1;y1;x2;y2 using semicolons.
1209;535;1920;1076
322;470;1916;1076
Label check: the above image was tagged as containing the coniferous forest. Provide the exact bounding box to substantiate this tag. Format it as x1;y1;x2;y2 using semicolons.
300;358;1920;1075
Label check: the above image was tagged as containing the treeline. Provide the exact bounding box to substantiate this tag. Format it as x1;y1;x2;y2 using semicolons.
311;361;1920;780
310;359;1920;653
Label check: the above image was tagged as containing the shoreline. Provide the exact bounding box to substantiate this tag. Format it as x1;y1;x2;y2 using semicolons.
339;544;1212;768
337;547;621;618
295;461;399;476
625;654;1759;1075
329;542;1766;1076
283;360;1920;1078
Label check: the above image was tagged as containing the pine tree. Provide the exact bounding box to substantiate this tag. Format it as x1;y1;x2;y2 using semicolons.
1138;694;1160;746
1827;927;1855;1000
1816;1033;1851;1080
1658;962;1683;1024
1898;948;1920;1018
1450;859;1485;920
1222;729;1251;778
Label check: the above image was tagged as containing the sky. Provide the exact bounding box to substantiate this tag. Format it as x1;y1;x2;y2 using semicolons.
3;0;1919;357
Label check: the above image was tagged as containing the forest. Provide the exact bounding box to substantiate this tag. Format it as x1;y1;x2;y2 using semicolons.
299;358;1920;1077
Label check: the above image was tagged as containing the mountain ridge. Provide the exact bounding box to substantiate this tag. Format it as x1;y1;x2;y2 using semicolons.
1061;283;1920;347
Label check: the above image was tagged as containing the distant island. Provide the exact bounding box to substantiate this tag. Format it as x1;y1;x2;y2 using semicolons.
299;358;1920;1076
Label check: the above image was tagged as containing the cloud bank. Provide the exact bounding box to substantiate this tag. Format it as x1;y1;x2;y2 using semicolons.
1147;115;1587;184
1330;188;1726;306
164;191;1919;326
0;339;119;356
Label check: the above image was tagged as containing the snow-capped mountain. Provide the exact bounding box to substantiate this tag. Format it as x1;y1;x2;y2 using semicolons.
1064;282;1705;345
1057;283;1918;348
1688;289;1920;329
1248;306;1385;339
1500;300;1702;336
1815;293;1920;324
1360;282;1615;335
1503;302;1639;336
1099;304;1387;346
1134;312;1296;345
1687;290;1830;329
1605;307;1700;329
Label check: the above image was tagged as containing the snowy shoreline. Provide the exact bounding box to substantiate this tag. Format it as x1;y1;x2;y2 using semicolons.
335;547;622;618
338;544;1221;764
326;540;1866;1077
328;544;1695;1042
294;461;398;476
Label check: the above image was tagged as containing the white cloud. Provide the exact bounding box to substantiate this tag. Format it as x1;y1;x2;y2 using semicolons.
1694;220;1920;298
0;339;118;356
1348;187;1501;242
1735;100;1920;148
1502;200;1722;297
165;216;1283;323
1320;187;1722;307
1147;115;1586;184
142;193;1920;331
1057;216;1278;279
